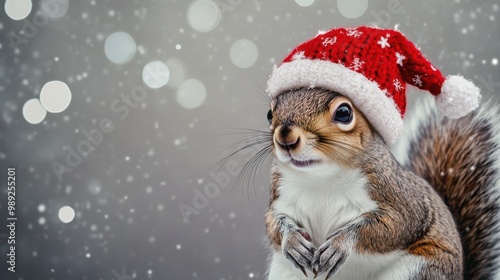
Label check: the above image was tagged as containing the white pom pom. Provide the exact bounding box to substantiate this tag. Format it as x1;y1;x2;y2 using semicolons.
436;75;481;119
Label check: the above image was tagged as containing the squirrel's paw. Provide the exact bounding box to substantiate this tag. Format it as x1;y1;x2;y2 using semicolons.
282;227;316;277
312;231;353;280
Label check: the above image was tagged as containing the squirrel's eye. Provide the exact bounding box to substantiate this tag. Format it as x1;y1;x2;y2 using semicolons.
267;109;273;125
333;104;353;123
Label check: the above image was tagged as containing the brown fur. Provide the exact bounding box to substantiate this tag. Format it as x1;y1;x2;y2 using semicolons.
266;169;283;250
270;88;372;168
264;88;473;279
406;108;500;280
354;135;463;278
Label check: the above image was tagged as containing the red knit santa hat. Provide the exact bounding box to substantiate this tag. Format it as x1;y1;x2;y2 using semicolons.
267;26;481;145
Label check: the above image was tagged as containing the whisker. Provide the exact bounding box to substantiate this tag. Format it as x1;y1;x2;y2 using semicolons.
315;138;363;168
208;135;270;152
231;144;273;198
315;143;348;166
219;135;271;153
319;138;362;156
252;78;272;104
206;137;272;176
237;145;273;189
217;127;271;135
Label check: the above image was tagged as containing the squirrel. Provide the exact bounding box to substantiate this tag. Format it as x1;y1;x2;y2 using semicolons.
261;26;499;279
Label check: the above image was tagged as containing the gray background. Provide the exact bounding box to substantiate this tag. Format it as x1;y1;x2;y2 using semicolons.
0;0;499;279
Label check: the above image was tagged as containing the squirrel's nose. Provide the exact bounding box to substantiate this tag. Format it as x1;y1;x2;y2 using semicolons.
276;126;300;151
276;133;300;151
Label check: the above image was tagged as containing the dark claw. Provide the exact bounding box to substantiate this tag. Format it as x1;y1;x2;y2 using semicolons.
312;239;344;278
283;228;316;275
285;251;308;277
325;255;347;280
300;266;308;277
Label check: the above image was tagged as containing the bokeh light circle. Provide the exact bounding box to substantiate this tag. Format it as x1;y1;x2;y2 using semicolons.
5;0;32;20
295;0;315;7
40;80;72;113
187;0;221;32
176;79;207;109
22;98;47;124
104;31;137;65
142;61;170;89
337;0;368;19
58;206;75;223
229;39;259;69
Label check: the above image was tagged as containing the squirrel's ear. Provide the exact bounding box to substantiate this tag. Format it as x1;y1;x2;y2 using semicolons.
436;75;481;119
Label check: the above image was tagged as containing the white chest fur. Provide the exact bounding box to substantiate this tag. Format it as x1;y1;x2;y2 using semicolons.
273;165;377;246
268;165;424;280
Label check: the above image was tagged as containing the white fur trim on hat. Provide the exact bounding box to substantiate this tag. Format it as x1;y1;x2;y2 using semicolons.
267;59;404;145
436;75;481;119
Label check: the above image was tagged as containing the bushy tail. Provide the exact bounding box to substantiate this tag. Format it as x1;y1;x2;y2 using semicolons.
394;96;500;280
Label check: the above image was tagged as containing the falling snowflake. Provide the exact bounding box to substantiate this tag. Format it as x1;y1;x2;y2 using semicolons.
377;34;390;49
393;79;403;91
349;57;365;71
292;51;306;60
395;52;406;66
346;28;363;38
413;75;423;86
322;36;337;47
